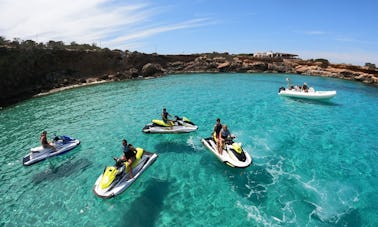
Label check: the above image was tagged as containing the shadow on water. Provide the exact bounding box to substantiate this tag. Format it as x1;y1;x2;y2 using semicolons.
226;164;274;206
32;158;92;184
117;178;171;227
154;141;196;154
198;153;226;169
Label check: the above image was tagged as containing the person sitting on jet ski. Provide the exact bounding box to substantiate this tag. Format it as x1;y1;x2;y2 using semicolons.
40;131;57;152
116;139;137;178
219;125;235;155
162;108;174;128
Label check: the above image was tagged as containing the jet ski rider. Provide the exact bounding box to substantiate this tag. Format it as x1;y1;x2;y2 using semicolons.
117;139;137;178
162;108;174;128
40;131;56;152
213;118;223;153
219;125;235;155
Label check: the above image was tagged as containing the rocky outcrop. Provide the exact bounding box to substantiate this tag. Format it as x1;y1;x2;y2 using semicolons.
141;63;164;77
0;47;377;108
290;60;378;84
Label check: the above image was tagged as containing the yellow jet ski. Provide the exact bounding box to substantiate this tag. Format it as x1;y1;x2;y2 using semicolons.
142;116;198;133
93;148;158;198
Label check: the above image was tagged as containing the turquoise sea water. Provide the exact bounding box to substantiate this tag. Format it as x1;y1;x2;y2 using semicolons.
0;73;377;226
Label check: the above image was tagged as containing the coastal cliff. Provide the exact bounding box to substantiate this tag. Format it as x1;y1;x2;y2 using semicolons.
1;47;377;108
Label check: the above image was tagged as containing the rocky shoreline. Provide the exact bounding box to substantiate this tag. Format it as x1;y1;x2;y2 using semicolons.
1;47;377;108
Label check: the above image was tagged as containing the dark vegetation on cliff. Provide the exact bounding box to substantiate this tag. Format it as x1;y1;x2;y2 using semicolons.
0;37;377;108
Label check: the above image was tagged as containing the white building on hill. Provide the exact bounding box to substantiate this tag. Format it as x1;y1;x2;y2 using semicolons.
253;51;298;59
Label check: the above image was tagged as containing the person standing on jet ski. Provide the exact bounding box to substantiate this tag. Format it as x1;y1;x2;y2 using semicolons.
40;131;56;152
213;118;223;153
116;139;137;178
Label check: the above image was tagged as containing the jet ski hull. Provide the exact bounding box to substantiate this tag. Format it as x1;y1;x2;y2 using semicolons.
142;117;198;134
93;152;158;199
23;136;80;166
142;123;198;133
202;138;252;168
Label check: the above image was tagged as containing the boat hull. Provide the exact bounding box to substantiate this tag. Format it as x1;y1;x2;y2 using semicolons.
279;90;336;100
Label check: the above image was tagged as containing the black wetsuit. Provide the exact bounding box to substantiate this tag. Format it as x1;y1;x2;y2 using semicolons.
162;110;169;123
123;145;136;159
214;123;222;137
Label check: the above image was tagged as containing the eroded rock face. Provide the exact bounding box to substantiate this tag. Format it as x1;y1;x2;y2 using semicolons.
141;63;164;77
0;47;377;107
291;61;378;84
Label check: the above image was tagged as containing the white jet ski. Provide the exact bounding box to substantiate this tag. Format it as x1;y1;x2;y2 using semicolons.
93;148;158;199
142;116;198;133
202;134;252;168
23;135;80;166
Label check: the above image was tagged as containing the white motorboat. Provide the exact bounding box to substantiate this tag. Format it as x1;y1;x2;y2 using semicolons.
278;78;336;100
278;88;336;100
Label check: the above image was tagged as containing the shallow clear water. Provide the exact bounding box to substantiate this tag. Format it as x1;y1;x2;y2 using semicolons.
0;73;377;226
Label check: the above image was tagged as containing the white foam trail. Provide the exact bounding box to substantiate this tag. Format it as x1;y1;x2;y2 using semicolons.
8;161;18;166
186;136;194;147
236;201;273;225
186;135;203;151
265;156;286;185
299;179;360;224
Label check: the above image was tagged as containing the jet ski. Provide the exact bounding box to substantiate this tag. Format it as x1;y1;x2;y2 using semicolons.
142;116;198;133
202;134;252;168
93;148;158;199
23;135;80;166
